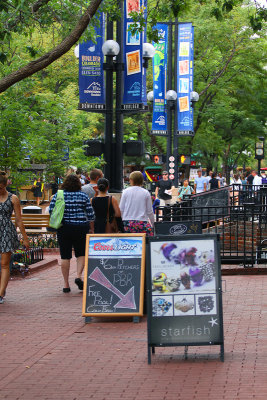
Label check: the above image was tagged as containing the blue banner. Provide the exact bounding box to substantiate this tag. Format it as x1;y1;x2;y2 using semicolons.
151;24;168;136
123;0;147;109
177;23;194;135
79;13;105;111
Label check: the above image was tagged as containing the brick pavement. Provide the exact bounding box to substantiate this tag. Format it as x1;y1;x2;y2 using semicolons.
1;259;267;400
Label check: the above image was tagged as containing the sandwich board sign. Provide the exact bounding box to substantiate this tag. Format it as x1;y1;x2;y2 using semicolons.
146;234;224;363
82;234;146;318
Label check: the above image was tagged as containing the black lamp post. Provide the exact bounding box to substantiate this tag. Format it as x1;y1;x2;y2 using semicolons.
78;2;155;192
255;136;265;175
101;18;155;192
102;39;120;189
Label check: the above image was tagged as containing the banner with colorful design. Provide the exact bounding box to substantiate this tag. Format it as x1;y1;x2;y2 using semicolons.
79;13;105;111
123;0;147;109
176;22;194;135
151;24;169;136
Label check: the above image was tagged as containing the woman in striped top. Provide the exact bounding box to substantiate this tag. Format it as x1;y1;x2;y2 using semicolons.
49;174;94;293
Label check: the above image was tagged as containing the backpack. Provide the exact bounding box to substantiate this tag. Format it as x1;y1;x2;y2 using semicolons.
49;190;65;229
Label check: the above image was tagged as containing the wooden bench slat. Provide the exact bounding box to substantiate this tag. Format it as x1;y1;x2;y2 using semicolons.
11;214;50;228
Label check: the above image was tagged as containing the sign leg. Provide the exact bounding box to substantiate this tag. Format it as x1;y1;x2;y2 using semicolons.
148;346;152;364
133;316;140;323
85;317;92;324
184;345;188;360
152;346;155;354
220;344;224;362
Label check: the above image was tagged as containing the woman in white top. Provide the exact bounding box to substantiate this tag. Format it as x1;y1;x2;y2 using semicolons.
120;171;154;236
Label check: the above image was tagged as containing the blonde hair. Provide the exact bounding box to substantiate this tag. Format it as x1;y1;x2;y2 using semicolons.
129;171;144;186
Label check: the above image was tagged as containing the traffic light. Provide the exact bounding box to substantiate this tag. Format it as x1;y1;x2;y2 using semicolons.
151;155;166;164
179;155;191;165
123;140;144;156
83;140;104;156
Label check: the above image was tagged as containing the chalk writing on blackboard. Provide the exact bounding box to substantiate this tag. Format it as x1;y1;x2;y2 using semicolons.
82;234;146;317
89;267;136;309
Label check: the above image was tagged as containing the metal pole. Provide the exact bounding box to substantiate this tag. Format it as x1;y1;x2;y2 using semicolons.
114;0;124;192
258;159;261;176
104;18;114;185
166;21;173;165
173;19;179;187
167;100;172;166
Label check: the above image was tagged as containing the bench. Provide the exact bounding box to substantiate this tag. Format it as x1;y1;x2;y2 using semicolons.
11;213;58;248
11;214;50;231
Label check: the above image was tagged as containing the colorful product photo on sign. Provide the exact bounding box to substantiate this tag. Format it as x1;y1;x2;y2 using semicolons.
179;96;189;112
126;50;141;75
126;0;140;17
179;41;190;57
127;22;140;45
179;78;189;93
179;60;189;75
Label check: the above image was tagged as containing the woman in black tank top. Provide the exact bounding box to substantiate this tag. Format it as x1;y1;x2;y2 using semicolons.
91;178;124;233
209;172;221;190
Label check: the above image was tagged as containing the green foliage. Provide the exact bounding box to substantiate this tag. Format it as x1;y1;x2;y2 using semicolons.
0;0;266;185
187;1;267;174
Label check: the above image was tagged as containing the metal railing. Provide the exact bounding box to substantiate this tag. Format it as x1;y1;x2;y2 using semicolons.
155;191;267;267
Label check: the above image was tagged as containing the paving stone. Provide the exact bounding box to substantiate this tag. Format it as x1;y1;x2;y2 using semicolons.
1;258;267;399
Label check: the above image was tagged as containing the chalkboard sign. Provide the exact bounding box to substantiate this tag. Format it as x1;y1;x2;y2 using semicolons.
154;221;202;236
146;234;224;363
191;188;230;223
82;234;146;317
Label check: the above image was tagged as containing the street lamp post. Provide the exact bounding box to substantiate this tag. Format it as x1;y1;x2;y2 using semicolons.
77;4;154;192
101;35;154;191
102;39;120;188
166;89;177;170
255;136;265;175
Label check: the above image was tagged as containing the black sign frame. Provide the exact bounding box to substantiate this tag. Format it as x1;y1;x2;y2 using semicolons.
82;233;146;318
146;234;224;363
154;221;202;236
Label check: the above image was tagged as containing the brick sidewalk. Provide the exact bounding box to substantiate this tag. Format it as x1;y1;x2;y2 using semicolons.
1;259;267;400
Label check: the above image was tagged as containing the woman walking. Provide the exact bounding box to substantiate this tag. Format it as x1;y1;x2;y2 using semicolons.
177;179;195;201
209;172;221;190
49;174;94;293
0;171;29;304
120;171;154;236
33;176;44;206
91;178;124;233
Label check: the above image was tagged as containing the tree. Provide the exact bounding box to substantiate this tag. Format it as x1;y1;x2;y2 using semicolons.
0;0;265;92
177;1;267;179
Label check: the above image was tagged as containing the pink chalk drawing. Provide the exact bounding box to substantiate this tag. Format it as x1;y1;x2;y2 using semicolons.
89;267;136;309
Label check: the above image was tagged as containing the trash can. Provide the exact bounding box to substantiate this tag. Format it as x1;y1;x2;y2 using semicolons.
22;206;42;214
22;206;42;229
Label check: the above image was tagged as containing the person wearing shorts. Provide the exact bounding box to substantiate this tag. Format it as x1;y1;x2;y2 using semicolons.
49;174;94;293
155;171;175;206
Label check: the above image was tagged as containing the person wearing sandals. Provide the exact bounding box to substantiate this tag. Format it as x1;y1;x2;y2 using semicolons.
0;171;29;304
91;178;124;233
49;174;94;293
119;171;154;236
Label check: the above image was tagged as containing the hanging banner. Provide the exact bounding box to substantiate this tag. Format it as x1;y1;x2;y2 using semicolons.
78;13;105;112
177;23;194;135
151;24;168;136
122;0;147;110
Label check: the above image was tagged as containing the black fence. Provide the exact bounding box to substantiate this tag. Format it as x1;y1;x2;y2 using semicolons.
155;187;267;267
13;247;44;265
228;184;267;207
